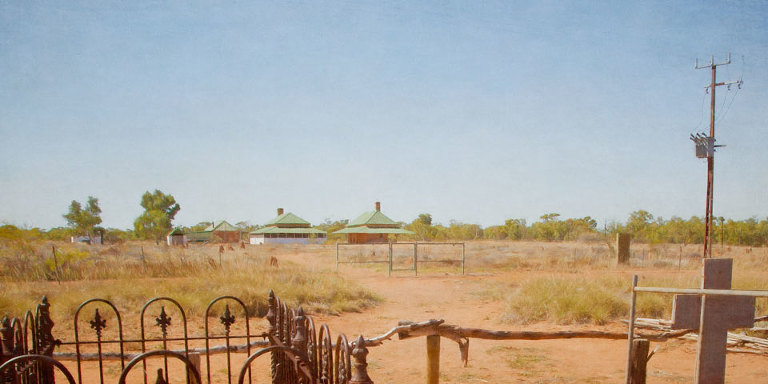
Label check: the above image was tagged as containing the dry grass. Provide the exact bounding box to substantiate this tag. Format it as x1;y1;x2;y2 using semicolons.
2;239;766;328
469;241;768;325
0;241;380;321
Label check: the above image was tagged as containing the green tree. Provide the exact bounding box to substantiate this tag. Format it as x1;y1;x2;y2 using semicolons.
626;210;654;241
134;190;180;244
504;218;527;240
417;213;432;226
62;196;102;243
405;213;437;240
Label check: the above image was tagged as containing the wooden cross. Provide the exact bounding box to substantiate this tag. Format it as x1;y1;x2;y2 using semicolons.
671;258;755;384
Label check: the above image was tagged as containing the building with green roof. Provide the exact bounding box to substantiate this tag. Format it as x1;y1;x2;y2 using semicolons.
166;227;187;246
187;220;242;243
333;202;413;244
249;208;327;245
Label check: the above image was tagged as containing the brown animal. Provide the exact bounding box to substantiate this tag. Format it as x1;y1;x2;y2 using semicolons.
227;245;234;251
219;245;225;253
240;241;245;249
269;256;279;268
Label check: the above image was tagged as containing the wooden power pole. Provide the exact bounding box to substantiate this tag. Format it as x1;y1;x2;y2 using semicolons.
693;54;742;258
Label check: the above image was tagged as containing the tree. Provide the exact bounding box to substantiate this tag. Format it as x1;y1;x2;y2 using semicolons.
63;196;102;243
417;213;433;226
405;213;437;240
504;218;527;240
134;190;180;244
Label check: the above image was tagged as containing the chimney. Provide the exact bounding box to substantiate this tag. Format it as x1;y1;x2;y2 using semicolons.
375;201;381;212
277;208;284;216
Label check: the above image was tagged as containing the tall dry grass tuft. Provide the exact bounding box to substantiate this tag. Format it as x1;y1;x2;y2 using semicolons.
501;275;629;325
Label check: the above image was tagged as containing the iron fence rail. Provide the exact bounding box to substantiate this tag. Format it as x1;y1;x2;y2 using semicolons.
0;292;375;384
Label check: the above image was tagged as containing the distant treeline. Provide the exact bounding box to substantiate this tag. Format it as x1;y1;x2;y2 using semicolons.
2;210;767;246
399;211;768;247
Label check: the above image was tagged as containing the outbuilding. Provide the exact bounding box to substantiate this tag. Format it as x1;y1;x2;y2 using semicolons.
187;220;241;243
249;208;326;245
333;202;413;244
166;228;187;246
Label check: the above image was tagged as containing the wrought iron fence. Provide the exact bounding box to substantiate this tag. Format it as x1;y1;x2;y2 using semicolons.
0;292;373;384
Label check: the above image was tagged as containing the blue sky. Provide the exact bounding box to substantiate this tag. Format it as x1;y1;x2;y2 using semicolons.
1;1;767;230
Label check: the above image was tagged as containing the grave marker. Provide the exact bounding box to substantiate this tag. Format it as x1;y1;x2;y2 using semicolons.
670;258;755;384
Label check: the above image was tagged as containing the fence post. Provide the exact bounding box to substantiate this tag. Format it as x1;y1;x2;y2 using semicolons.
336;242;339;271
0;317;13;373
414;242;418;276
51;245;61;283
266;291;278;383
630;339;650;384
388;243;392;277
426;335;440;384
625;275;638;384
35;296;57;383
350;335;373;384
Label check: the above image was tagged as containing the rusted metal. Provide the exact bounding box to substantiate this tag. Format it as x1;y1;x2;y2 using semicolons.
350;336;373;384
5;292;364;384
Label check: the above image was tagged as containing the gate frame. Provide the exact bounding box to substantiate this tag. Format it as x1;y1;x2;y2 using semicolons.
335;241;466;276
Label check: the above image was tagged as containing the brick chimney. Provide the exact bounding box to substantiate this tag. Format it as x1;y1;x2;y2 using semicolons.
375;202;381;212
277;208;284;216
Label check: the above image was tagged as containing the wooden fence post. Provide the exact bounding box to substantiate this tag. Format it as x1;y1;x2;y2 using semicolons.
414;242;418;276
630;339;650;384
426;335;440;384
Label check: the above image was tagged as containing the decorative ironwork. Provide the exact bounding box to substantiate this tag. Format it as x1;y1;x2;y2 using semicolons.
5;292;369;384
155;306;172;338
220;305;236;335
89;309;107;338
350;336;373;384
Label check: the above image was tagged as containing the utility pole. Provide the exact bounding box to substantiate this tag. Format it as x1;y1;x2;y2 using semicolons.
692;53;742;258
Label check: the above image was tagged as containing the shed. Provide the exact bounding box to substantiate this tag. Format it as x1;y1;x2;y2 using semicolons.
249;208;326;245
187;220;241;243
333;202;413;244
166;228;187;246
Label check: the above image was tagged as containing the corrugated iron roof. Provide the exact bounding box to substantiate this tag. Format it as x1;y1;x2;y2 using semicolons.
333;227;413;234
167;228;185;236
347;210;399;227
264;212;311;226
250;227;326;234
204;220;240;232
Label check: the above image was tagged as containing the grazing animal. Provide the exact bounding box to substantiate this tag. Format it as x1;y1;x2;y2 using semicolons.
269;256;279;268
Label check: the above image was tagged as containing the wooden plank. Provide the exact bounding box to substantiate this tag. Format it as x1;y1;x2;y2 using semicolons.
672;295;755;330
702;258;732;289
